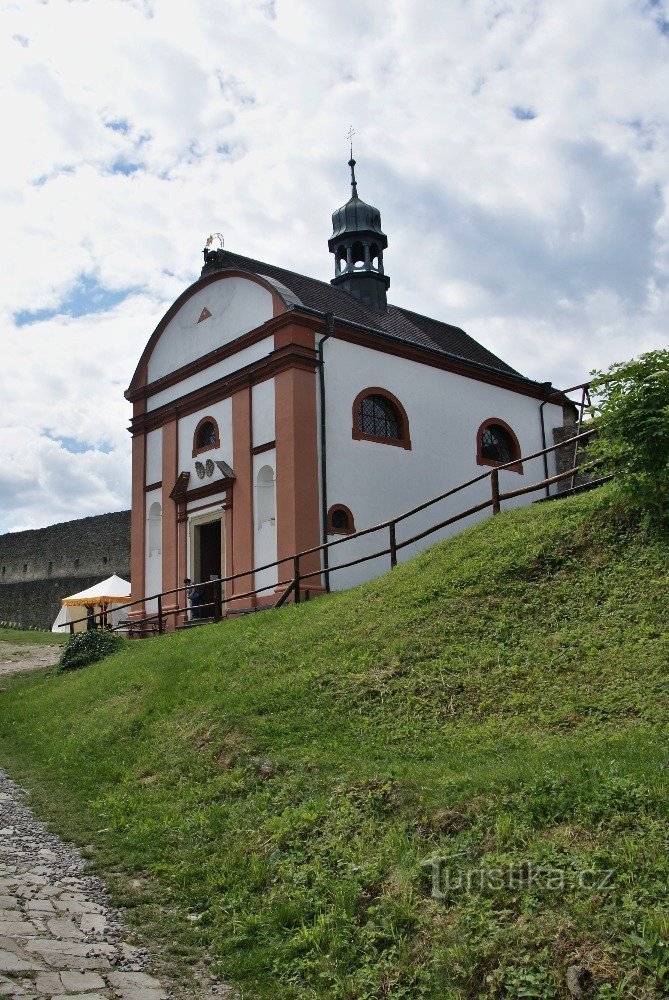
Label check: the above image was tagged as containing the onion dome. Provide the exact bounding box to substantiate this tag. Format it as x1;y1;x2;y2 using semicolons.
328;156;390;311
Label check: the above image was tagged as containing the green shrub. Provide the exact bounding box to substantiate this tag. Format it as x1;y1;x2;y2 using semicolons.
588;348;669;532
58;629;124;673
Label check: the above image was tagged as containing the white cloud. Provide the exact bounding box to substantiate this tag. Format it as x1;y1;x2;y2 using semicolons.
0;0;667;530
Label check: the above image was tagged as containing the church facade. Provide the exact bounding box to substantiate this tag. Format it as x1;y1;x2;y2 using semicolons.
125;158;570;622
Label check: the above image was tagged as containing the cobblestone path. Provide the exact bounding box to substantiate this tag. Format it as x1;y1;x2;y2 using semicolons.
0;770;171;1000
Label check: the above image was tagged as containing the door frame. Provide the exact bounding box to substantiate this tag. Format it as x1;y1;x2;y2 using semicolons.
188;509;226;591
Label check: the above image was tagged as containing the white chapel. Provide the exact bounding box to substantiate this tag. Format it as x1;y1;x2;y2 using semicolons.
125;156;570;624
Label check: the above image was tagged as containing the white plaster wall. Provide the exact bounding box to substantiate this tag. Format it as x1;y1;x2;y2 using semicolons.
252;378;275;447
147;340;273;411
144;489;162;611
323;339;566;590
253;450;278;595
177;397;233;484
145;429;162;485
159;401;234;506
147;276;273;384
186;492;228;513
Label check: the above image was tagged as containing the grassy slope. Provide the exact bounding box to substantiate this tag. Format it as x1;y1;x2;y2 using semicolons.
0;486;667;1000
0;628;68;646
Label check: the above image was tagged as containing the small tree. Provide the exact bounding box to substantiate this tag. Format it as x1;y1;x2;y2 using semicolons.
588;348;669;532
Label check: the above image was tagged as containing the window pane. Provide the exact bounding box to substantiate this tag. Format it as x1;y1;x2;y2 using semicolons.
197;422;216;447
358;395;401;440
331;509;350;531
481;425;514;463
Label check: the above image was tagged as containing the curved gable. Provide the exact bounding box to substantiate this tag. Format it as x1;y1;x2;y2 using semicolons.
128;271;283;394
148;274;274;383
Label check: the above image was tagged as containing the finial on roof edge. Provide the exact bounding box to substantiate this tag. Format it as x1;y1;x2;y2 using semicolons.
349;155;358;198
346;125;358;198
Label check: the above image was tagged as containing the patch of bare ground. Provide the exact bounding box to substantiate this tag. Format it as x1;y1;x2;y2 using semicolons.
0;644;60;679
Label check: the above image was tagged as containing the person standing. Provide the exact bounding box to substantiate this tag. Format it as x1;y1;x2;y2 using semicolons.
184;578;201;621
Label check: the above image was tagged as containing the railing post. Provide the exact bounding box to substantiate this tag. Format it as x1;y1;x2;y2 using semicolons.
491;468;500;514
293;555;301;604
69;621;74;635
389;522;397;568
157;593;163;634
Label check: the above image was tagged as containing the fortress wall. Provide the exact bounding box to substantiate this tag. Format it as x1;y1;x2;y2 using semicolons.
0;511;130;630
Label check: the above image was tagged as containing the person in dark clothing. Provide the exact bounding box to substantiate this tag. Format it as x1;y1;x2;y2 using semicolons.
185;579;202;620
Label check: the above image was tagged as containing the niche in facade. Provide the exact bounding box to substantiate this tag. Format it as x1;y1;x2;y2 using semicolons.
256;465;276;528
148;501;162;555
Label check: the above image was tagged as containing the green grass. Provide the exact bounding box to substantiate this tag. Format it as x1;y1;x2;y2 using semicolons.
0;485;667;999
0;627;68;646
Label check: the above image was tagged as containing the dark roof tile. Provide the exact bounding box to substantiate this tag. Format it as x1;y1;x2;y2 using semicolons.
203;249;530;383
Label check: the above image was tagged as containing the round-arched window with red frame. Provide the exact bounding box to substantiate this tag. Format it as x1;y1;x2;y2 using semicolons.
327;504;356;535
476;419;523;473
352;388;411;450
192;416;220;457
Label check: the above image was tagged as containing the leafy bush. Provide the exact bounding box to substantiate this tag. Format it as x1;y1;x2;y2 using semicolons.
588;349;669;532
58;629;124;673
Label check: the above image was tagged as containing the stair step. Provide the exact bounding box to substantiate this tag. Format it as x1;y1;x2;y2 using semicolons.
534;476;611;503
175;617;215;630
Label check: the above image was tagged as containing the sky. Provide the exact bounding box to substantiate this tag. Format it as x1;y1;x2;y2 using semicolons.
1;0;668;533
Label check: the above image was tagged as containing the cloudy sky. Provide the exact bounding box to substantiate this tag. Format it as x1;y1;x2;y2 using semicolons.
1;0;668;533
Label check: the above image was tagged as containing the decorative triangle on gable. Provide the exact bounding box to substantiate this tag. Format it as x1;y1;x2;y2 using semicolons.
197;306;212;324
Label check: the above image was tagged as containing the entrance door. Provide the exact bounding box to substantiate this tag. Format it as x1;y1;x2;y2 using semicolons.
192;517;224;619
199;520;222;581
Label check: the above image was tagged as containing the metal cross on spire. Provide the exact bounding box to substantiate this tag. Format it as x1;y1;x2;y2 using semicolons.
346;126;358;198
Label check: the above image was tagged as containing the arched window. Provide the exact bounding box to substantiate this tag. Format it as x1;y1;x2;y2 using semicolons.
192;415;220;457
197;422;216;448
360;396;399;438
148;501;162;555
476;419;523;473
327;504;355;535
352;388;411;450
256;465;276;527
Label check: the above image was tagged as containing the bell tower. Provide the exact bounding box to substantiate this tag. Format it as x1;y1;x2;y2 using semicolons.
328;154;390;311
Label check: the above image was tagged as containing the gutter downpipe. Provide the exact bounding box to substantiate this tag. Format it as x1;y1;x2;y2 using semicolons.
540;383;581;499
319;312;334;593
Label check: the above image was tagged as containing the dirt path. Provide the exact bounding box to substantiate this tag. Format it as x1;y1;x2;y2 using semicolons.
0;645;61;679
0;769;173;999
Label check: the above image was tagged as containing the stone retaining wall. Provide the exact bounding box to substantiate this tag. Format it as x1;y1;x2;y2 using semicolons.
553;424;596;492
0;511;130;630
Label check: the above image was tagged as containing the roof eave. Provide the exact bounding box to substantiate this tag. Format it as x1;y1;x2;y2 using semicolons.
288;302;555;395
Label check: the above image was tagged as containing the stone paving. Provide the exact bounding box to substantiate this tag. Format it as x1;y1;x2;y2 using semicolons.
0;770;171;1000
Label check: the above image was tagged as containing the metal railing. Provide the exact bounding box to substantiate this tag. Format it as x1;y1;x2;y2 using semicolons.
65;407;606;637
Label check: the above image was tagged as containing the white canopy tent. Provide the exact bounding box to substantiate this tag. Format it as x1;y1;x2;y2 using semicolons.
51;574;131;633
